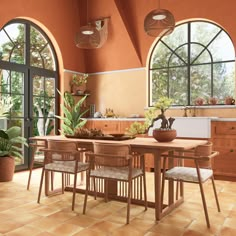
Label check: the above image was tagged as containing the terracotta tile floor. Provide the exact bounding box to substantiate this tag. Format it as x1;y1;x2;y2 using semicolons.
0;169;236;236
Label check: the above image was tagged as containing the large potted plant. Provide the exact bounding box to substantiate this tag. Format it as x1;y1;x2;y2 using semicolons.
55;90;88;136
0;126;28;181
152;97;176;142
0;96;28;181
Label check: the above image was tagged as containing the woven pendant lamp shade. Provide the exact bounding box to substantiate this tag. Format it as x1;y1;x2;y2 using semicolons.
75;18;109;49
144;1;175;37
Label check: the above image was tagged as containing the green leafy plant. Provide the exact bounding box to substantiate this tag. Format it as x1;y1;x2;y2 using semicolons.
55;91;88;135
0;126;28;158
71;73;88;87
0;96;14;117
126;109;157;136
153;96;175;130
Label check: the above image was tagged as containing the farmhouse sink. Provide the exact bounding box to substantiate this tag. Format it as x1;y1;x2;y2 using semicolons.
148;117;217;138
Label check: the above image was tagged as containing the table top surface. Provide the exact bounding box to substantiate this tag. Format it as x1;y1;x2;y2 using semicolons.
30;135;207;151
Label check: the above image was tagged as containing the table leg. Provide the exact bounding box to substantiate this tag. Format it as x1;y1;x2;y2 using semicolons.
154;150;162;221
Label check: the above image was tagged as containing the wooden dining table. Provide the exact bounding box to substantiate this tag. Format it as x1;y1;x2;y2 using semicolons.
29;135;207;221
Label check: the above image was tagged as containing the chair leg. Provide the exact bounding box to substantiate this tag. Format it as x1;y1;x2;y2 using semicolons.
62;173;65;194
195;162;210;228
161;157;167;212
93;177;97;200
27;157;35;190
37;168;45;204
211;177;221;212
143;173;148;211
72;172;78;211
105;179;108;202
83;170;90;214
50;171;54;191
127;180;132;224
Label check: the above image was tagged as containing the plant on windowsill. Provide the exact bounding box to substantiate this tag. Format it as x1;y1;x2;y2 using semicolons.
151;96;176;142
55;90;88;136
70;73;88;95
0;96;28;182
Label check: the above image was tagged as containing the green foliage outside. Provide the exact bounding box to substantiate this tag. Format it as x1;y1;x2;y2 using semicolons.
150;21;235;106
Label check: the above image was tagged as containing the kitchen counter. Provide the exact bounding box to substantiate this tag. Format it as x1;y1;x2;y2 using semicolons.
86;117;145;121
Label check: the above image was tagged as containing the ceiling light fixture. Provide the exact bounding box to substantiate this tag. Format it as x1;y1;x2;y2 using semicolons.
75;0;109;49
144;0;175;37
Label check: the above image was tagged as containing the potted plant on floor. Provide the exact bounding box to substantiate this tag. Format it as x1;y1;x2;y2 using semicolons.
0;96;28;182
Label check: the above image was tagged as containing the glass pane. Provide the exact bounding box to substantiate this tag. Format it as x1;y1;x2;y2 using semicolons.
0;30;14;61
208;31;235;61
169;45;188;66
192;45;211;64
0;23;25;64
162;24;188;49
213;62;235;104
33;76;44;96
41;45;56;70
11;71;24;94
11;94;24;117
191;22;220;45
11;119;24;166
151;42;172;68
45;77;55;97
190;64;211;104
0;70;10;93
169;67;188;105
30;26;56;70
151;69;168;105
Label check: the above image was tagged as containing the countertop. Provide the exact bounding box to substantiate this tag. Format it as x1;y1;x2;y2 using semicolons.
87;117;236;122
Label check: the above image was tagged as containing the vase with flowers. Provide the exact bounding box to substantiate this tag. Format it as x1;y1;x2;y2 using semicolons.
151;97;176;142
70;73;88;95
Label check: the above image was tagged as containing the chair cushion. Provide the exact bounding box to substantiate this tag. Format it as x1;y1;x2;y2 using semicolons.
45;161;89;173
90;167;143;181
165;167;213;183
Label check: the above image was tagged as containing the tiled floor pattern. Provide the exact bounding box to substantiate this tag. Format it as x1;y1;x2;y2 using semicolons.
0;169;236;236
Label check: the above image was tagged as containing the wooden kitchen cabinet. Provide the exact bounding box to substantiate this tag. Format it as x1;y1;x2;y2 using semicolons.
211;121;236;180
86;119;120;134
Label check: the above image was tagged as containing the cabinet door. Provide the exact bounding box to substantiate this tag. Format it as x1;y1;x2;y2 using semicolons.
93;120;120;134
85;120;94;129
213;147;236;177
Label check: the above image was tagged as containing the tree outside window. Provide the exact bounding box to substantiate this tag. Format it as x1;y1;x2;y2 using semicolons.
149;20;235;106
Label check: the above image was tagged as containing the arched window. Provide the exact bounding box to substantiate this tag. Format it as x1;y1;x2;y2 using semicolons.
148;20;235;106
0;19;59;170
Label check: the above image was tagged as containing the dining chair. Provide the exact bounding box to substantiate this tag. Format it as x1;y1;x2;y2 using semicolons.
37;140;89;211
27;140;49;190
161;142;221;228
83;142;148;224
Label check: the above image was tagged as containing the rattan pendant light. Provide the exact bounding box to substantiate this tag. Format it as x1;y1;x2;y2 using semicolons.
144;0;175;37
75;0;109;49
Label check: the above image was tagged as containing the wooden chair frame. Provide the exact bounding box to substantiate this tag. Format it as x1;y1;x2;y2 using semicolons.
161;147;220;228
83;142;147;224
37;141;89;211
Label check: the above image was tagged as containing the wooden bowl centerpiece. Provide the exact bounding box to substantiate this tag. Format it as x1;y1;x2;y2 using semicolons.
153;129;176;142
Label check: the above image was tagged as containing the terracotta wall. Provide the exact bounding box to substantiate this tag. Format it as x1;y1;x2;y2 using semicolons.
1;0;236;117
0;0;86;74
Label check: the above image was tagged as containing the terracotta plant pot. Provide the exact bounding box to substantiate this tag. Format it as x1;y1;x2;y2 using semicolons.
0;156;15;182
153;129;177;142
